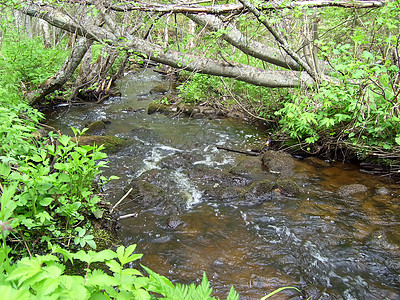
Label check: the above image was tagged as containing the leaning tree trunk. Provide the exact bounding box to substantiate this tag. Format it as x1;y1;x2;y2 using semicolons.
29;37;93;106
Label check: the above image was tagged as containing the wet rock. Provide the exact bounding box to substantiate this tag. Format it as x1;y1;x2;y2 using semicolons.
127;169;190;215
338;184;368;197
188;165;253;203
150;83;170;94
190;165;251;187
304;156;331;168
159;153;202;170
166;216;184;229
376;187;390;195
230;156;265;179
262;150;296;178
74;135;127;154
275;178;300;197
241;179;275;205
151;235;173;244
85;120;107;135
147;102;170;115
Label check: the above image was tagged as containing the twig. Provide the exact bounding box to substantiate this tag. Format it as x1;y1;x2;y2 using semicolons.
117;213;138;221
17;225;32;258
111;187;133;213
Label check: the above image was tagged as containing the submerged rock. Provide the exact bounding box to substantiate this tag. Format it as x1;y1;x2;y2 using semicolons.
275;178;300;197
166;215;184;229
338;184;368;197
241;180;275;205
262;150;296;178
150;83;170;94
147;102;170;115
127;169;193;215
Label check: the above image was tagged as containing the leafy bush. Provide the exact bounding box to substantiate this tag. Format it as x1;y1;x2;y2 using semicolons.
0;29;67;90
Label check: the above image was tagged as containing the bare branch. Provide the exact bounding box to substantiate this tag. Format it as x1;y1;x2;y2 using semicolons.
239;0;318;82
99;0;384;15
187;14;301;70
19;1;313;88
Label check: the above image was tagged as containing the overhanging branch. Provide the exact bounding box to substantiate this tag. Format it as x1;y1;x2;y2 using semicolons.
100;0;384;15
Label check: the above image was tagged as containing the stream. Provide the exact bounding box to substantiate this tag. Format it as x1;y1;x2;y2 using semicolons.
46;69;400;299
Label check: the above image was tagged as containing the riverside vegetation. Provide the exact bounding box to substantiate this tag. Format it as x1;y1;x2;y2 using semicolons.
0;0;398;298
175;1;400;164
0;23;307;299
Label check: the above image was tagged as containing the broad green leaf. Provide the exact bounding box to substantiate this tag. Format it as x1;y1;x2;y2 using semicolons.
39;197;53;206
86;269;118;287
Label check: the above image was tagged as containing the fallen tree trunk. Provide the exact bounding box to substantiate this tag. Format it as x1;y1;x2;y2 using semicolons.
100;0;384;14
187;14;301;71
20;2;313;90
29;37;93;106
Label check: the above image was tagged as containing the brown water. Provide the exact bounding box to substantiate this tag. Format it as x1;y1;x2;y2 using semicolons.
47;69;400;299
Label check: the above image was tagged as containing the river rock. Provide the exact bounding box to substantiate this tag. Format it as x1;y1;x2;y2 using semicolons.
85;120;107;135
241;180;275;205
230;156;265;178
147;102;170;115
150;83;170;94
338;184;368;197
159;153;202;170
262;150;295;178
304;156;331;168
127;169;190;215
275;178;300;197
188;165;251;202
166;215;184;229
376;187;390;195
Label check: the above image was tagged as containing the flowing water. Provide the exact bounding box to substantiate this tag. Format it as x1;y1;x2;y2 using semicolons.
47;69;400;299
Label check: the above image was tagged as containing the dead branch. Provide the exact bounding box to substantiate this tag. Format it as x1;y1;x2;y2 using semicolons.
100;0;384;14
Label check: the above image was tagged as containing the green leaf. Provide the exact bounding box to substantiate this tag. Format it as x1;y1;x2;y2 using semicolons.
133;288;151;300
86;269;118;287
58;135;71;147
227;286;239;300
74;250;117;265
52;246;74;264
39;197;53;206
7;257;42;284
116;245;142;266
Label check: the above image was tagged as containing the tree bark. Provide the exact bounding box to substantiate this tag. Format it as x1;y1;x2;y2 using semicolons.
29;37;93;106
125;35;313;87
187;14;301;70
100;0;384;15
19;2;313;88
239;0;319;81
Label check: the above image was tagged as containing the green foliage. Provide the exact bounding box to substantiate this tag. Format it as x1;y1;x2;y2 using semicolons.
0;128;112;250
0;239;242;299
0;243;150;299
177;73;279;120
273;1;400;150
178;73;222;103
0;28;67;90
143;266;239;300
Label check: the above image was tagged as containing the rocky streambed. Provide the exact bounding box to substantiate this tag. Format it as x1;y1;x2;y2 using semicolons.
46;68;400;299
